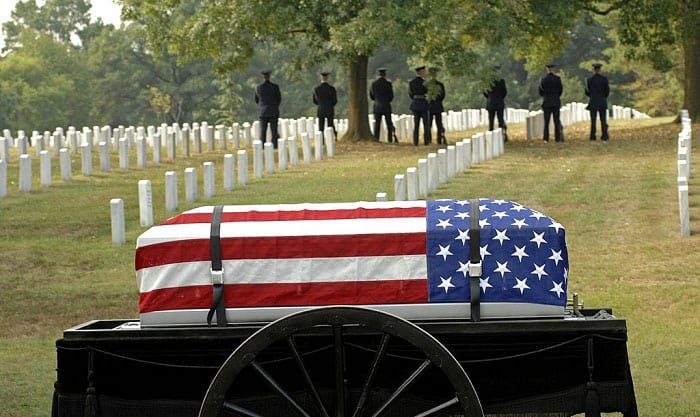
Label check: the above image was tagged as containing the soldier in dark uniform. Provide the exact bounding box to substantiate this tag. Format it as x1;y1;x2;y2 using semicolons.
409;66;431;146
313;71;338;136
483;66;508;141
426;67;447;145
539;63;563;142
369;67;396;142
255;69;282;148
585;63;610;141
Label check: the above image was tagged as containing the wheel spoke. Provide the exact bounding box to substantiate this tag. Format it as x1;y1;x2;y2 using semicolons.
287;336;330;417
371;359;431;417
333;325;346;417
413;396;459;417
351;333;391;417
222;400;266;417
250;360;312;417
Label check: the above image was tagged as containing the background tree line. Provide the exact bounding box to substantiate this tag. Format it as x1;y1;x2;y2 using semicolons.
0;0;694;135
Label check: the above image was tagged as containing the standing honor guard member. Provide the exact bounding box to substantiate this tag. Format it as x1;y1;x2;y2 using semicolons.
369;67;396;143
539;63;563;142
255;69;282;148
585;63;610;141
313;71;338;136
483;66;508;141
409;66;431;146
426;67;447;145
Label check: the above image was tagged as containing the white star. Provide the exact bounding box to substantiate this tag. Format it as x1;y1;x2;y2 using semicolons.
548;221;564;233
549;249;563;266
437;276;455;293
513;277;530;295
455;200;469;206
436;205;452;213
436;244;453;261
550;281;565;298
492;211;509;219
480;276;493;293
510;204;526;212
456;261;469;278
493;199;507;205
455;229;470;245
511;218;528;229
480;244;491;258
530;211;547;221
479;204;489;212
531;264;549;280
436;218;453;230
492;229;510;245
494;261;511;278
530;231;547;248
511;245;529;261
479;218;491;228
563;268;569;283
455;212;470;219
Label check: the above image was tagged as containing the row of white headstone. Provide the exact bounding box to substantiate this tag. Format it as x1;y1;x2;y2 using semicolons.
110;129;337;245
376;128;506;202
525;102;650;140
372;108;529;143
678;110;692;237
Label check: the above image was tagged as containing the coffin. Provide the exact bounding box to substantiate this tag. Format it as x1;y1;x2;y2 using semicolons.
135;198;569;327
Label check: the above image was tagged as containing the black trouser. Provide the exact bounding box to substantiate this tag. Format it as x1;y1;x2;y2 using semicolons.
413;110;431;145
589;109;608;140
373;111;394;142
488;108;507;132
430;111;445;144
259;116;279;148
543;107;562;142
318;115;336;137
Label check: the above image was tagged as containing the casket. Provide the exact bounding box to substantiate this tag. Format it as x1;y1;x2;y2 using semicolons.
135;198;569;327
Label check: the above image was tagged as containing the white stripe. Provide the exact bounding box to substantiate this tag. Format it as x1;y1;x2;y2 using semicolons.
137;217;427;247
137;254;427;293
182;200;427;214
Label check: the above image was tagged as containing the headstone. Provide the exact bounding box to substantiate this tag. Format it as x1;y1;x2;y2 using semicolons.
231;123;240;148
223;154;235;191
0;157;6;197
40;150;51;187
203;162;215;198
165;171;178;212
0;138;7;162
81;144;93;176
185;167;198;202
207;125;215;152
136;137;147;168
463;139;472;169
60;148;71;181
193;127;202;154
446;146;456;178
138;180;154;227
237;149;248;185
98;142;110;172
314;131;323;161
253;141;263;178
278;138;287;171
110;199;126;245
376;192;388;202
427;153;438;191
119;138;128;170
288;137;299;167
437;149;447;184
455;142;464;173
217;125;227;150
324;127;335;157
679;184;690;237
301;132;312;164
167;130;176;160
418;158;428;198
181;127;190;158
406;167;418;201
264;142;275;174
394;174;406;201
17;136;28;155
19;154;32;192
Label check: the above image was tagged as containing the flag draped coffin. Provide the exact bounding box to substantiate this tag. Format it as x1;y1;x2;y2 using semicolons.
136;199;569;326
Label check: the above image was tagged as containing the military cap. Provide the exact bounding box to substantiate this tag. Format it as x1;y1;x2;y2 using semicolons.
260;69;272;75
545;63;556;68
592;63;602;69
376;67;387;74
415;65;426;72
320;71;330;76
428;67;439;73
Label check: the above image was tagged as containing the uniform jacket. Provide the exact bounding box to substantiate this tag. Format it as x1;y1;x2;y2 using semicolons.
409;76;429;112
426;79;445;113
585;73;609;111
313;82;337;118
539;73;562;109
370;77;394;114
483;78;507;110
255;80;281;118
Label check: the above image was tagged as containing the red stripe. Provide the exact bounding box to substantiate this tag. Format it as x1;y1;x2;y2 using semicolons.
139;280;429;313
160;206;426;225
136;232;426;270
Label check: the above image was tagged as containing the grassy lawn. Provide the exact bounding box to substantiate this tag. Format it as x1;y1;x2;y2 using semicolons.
0;117;698;416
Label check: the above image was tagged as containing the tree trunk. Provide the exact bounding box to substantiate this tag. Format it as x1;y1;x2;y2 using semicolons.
681;0;700;120
343;54;373;141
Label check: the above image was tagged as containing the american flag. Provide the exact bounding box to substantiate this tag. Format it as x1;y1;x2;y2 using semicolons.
135;199;567;318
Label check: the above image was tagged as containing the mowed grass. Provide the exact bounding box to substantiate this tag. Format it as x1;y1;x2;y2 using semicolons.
0;117;698;416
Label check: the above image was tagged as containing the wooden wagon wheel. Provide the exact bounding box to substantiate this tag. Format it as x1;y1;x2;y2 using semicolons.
199;306;484;417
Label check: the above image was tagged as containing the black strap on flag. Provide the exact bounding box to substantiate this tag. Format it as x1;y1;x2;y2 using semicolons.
207;205;226;327
468;199;482;322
